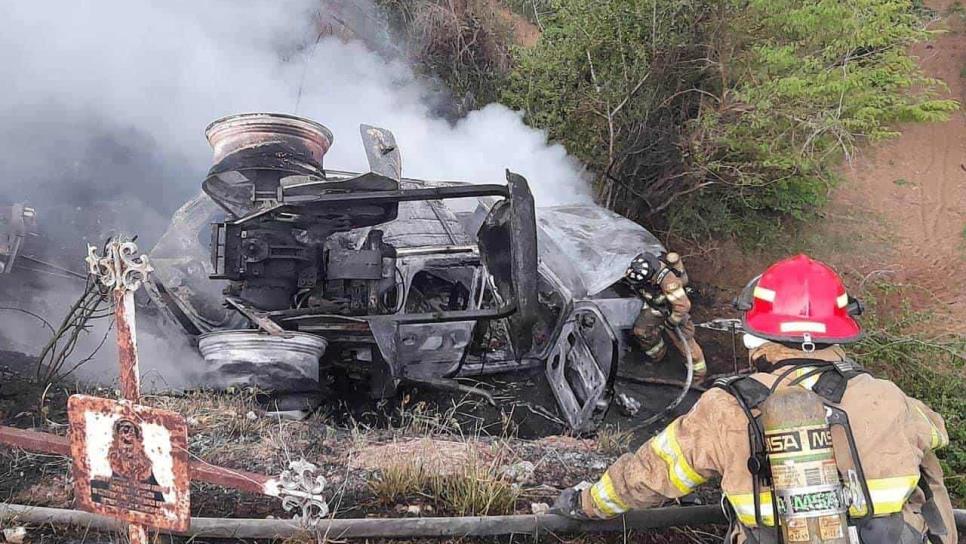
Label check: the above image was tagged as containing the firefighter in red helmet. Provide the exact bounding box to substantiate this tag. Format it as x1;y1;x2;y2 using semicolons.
553;255;956;544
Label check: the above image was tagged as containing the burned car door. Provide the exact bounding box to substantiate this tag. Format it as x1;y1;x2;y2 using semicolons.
545;300;619;433
476;171;539;357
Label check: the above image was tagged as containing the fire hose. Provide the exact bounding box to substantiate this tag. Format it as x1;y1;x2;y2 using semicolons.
0;502;726;538
627;324;694;430
2;503;962;539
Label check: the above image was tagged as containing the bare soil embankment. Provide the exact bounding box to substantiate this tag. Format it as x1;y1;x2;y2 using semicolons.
834;0;966;331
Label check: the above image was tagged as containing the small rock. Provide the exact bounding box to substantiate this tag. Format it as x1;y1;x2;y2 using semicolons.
4;526;27;544
615;393;641;416
245;410;258;421
395;504;423;516
501;461;536;483
531;502;551;515
590;459;608;470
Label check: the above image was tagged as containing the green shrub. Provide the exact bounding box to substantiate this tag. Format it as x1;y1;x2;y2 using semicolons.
378;0;516;109
503;0;957;242
851;283;966;505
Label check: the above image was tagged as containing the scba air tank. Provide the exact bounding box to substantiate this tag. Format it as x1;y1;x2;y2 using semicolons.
761;386;849;543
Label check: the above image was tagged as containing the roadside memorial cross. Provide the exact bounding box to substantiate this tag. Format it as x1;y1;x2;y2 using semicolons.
0;239;329;541
81;239;190;542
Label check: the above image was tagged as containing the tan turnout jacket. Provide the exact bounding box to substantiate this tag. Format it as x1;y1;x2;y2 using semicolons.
581;344;956;543
631;262;707;375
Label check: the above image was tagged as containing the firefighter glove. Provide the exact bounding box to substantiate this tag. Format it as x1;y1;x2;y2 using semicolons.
550;482;591;519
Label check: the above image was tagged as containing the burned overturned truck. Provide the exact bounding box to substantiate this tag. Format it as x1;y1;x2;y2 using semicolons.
148;113;664;431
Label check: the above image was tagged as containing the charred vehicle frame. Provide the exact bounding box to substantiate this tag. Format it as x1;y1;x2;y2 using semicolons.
146;113;665;431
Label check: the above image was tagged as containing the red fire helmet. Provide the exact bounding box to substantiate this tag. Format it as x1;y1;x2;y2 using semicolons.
740;255;862;344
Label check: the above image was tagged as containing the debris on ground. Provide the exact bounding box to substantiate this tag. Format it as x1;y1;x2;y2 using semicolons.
2;527;26;544
501;460;536;483
349;438;494;476
530;502;550;515
615;392;642;416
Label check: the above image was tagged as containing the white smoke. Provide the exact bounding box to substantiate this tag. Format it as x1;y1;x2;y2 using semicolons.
0;0;589;206
0;0;589;386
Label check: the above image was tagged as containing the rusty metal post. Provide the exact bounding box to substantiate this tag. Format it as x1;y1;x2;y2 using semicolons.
114;288;141;402
86;240;154;544
0;426;280;496
0;239;331;535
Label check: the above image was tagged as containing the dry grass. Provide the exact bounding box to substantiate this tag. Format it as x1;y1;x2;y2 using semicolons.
366;451;520;516
143;389;326;474
595;426;632;456
0;449;72;506
392;390;507;439
367;460;430;505
433;462;520;516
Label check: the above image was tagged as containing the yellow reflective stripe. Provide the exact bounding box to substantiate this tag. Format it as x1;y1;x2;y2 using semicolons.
913;405;947;450
590;473;629;516
666;287;688;302
649;421;707;494
849;475;920;517
793;367;820;390
837;293;849;308
753;286;775;302
692;359;707;373
645;339;665;357
728;475;920;527
727;492;776;527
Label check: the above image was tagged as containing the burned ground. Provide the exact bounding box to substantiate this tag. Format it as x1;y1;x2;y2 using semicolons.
0;315;728;544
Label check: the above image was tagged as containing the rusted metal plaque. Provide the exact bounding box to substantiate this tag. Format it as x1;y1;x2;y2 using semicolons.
68;395;190;531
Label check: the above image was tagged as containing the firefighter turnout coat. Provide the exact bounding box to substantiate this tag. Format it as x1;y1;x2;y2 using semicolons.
630;260;707;377
580;343;956;543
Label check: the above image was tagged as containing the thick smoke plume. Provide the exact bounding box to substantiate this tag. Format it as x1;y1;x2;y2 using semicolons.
0;0;588;386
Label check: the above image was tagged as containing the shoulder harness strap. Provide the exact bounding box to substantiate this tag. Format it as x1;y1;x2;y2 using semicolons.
916;467;948;542
714;376;773;531
805;358;868;404
652;265;673;285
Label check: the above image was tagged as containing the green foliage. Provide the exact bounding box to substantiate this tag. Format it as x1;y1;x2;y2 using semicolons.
502;0;554;26
379;0;516;109
503;0;958;242
851;283;966;505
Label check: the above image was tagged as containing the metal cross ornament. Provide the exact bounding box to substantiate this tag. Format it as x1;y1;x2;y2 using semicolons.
83;239;166;543
86;240;154;292
0;238;332;538
86;240;153;401
278;459;329;525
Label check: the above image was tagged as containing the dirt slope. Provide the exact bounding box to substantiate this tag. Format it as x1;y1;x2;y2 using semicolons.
835;1;965;330
693;2;965;334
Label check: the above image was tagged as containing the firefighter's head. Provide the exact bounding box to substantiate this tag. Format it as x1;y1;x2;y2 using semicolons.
625;252;661;285
737;254;863;352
